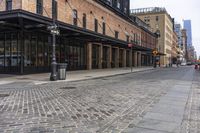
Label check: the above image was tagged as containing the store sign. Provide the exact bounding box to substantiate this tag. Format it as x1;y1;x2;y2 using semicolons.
128;44;133;48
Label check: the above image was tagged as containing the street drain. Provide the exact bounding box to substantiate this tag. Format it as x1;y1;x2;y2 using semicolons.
0;93;9;97
59;87;77;90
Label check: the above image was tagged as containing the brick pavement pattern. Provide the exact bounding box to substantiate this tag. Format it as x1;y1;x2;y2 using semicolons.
0;67;199;133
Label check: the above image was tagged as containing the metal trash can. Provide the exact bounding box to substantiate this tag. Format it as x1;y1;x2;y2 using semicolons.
57;63;67;80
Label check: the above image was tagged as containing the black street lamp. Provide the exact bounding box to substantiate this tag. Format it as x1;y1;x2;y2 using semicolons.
50;0;59;81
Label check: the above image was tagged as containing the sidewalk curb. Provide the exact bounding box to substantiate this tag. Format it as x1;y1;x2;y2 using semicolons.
64;68;157;83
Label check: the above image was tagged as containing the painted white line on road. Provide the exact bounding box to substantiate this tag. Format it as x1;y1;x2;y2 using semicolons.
0;81;14;85
33;81;48;85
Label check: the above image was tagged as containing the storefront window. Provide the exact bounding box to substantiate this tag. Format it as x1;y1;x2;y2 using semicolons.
11;34;18;66
0;34;4;67
37;35;44;66
31;35;37;66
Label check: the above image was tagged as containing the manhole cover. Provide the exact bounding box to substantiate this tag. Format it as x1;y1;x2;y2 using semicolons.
0;93;9;97
59;87;77;90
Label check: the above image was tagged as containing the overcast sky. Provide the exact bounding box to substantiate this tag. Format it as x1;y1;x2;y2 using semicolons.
130;0;200;58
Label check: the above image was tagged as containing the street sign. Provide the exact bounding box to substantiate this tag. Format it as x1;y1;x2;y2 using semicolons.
128;44;133;48
152;50;158;56
48;25;60;35
51;29;60;35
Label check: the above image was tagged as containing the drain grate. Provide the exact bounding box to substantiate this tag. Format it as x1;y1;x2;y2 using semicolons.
59;87;77;90
0;93;9;97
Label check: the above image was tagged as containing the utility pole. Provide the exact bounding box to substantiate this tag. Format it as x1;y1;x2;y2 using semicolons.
49;0;59;81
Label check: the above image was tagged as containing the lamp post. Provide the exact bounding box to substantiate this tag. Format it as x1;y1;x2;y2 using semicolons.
50;0;59;81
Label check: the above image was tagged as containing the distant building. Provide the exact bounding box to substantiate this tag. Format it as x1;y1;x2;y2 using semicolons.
174;24;182;47
183;20;192;47
181;29;188;61
130;7;174;66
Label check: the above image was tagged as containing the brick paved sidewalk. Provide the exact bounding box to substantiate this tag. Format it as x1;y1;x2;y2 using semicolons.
0;67;154;84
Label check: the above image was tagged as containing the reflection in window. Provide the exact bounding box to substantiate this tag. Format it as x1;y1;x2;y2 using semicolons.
0;34;5;67
11;34;18;66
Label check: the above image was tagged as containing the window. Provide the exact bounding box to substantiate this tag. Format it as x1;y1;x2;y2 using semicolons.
83;13;86;28
126;35;129;42
6;0;12;11
116;0;121;9
73;9;78;26
106;0;112;5
52;0;57;19
156;16;159;21
36;0;43;15
115;31;119;39
94;19;98;33
102;22;106;35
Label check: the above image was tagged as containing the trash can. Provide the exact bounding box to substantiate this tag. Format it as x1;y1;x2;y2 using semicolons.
57;63;67;80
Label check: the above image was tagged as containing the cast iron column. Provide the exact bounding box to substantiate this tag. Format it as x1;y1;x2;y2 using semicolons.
50;0;57;81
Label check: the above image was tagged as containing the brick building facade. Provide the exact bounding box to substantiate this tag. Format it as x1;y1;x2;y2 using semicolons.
0;0;157;74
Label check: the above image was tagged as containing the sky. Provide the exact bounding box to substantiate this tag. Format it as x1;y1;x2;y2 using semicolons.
130;0;200;58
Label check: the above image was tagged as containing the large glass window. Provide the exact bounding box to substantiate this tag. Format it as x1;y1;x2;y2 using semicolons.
6;0;12;11
31;35;37;66
37;35;44;66
24;34;31;67
37;0;43;15
0;34;5;67
11;34;18;67
5;34;11;67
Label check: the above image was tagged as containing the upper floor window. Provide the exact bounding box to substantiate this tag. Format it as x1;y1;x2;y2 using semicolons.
94;19;98;33
6;0;12;11
126;35;129;42
73;9;78;26
52;0;57;19
83;13;86;28
102;22;106;35
117;0;121;9
156;16;159;21
115;31;119;39
36;0;43;15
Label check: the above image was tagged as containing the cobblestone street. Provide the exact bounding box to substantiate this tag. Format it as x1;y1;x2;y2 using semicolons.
0;67;199;133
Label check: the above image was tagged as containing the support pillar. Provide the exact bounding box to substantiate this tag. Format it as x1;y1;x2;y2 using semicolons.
129;50;132;67
107;46;112;68
115;47;119;68
138;52;142;67
98;44;103;69
134;51;138;67
123;49;126;67
87;43;92;70
19;17;24;74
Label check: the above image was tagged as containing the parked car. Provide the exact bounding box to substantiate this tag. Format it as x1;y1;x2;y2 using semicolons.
186;62;192;65
181;62;187;66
